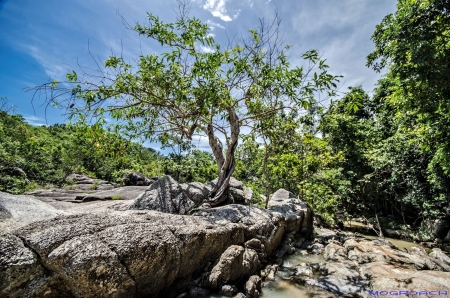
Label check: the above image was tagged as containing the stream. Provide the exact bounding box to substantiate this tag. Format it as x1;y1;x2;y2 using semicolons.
204;233;427;298
260;235;428;297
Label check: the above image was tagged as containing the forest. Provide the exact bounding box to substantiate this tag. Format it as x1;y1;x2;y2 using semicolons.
1;0;450;237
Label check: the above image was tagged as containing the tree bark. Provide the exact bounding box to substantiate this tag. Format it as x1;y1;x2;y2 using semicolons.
207;108;240;206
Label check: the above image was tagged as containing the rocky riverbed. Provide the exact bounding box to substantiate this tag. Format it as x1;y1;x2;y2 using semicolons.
2;174;450;298
254;229;450;298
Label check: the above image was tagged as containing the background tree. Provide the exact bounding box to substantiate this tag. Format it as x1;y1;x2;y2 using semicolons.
367;0;450;175
33;4;340;206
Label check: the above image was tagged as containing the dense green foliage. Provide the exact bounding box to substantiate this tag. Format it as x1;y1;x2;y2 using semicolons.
0;109;219;193
234;0;450;226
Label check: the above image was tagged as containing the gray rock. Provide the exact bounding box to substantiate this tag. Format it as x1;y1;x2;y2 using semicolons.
220;284;238;297
230;187;246;203
208;177;243;190
324;242;347;262
234;293;247;298
409;246;428;257
363;261;450;293
65;173;116;190
314;228;337;240
445;230;450;243
432;219;450;239
180;182;210;205
25;189;87;201
245;238;262;250
244;275;261;298
383;228;412;239
308;261;370;295
77;186;148;202
243;187;253;204
129;175;195;214
206;177;250;205
0;191;67;233
430;248;450;266
122;172;154;186
2;167;27;177
309;238;450;297
208;245;260;288
0;234;73;297
0;203;11;220
295;263;313;277
261;264;278;281
308;242;324;255
268;189;313;236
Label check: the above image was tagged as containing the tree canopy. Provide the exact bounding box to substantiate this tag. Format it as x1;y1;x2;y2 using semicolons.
34;7;340;206
367;0;450;174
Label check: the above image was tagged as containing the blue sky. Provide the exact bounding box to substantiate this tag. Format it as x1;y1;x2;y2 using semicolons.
0;0;396;139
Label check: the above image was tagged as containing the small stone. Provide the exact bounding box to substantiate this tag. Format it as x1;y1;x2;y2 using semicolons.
245;238;262;249
299;250;308;256
245;275;262;298
308;243;324;255
263;265;278;281
220;285;238;297
295;263;313;278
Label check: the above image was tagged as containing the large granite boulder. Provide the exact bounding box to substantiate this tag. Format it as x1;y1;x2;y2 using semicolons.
268;189;313;236
207;245;260;289
1;194;313;297
0;192;67;233
129;175;195;215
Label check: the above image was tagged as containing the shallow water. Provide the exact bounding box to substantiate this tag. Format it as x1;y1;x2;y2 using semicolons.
362;234;424;251
281;251;324;267
204;235;425;298
204;250;326;298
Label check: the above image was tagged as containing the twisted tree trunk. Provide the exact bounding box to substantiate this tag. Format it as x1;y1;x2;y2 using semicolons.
205;108;240;207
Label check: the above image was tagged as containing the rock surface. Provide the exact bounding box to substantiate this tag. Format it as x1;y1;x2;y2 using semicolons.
76;186;148;202
268;189;313;236
1;193;313;297
306;238;450;296
208;245;260;289
65;173;116;190
122;172;154;186
129;175;195;215
179;177;253;205
180;182;211;205
0;191;67;233
244;275;261;298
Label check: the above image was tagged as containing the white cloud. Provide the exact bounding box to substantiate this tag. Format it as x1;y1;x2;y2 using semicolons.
23;115;47;126
207;19;225;30
199;45;215;53
19;44;69;81
202;0;233;22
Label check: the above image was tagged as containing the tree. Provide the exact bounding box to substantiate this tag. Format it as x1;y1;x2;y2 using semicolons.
0;97;16;114
32;3;339;206
367;0;450;174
